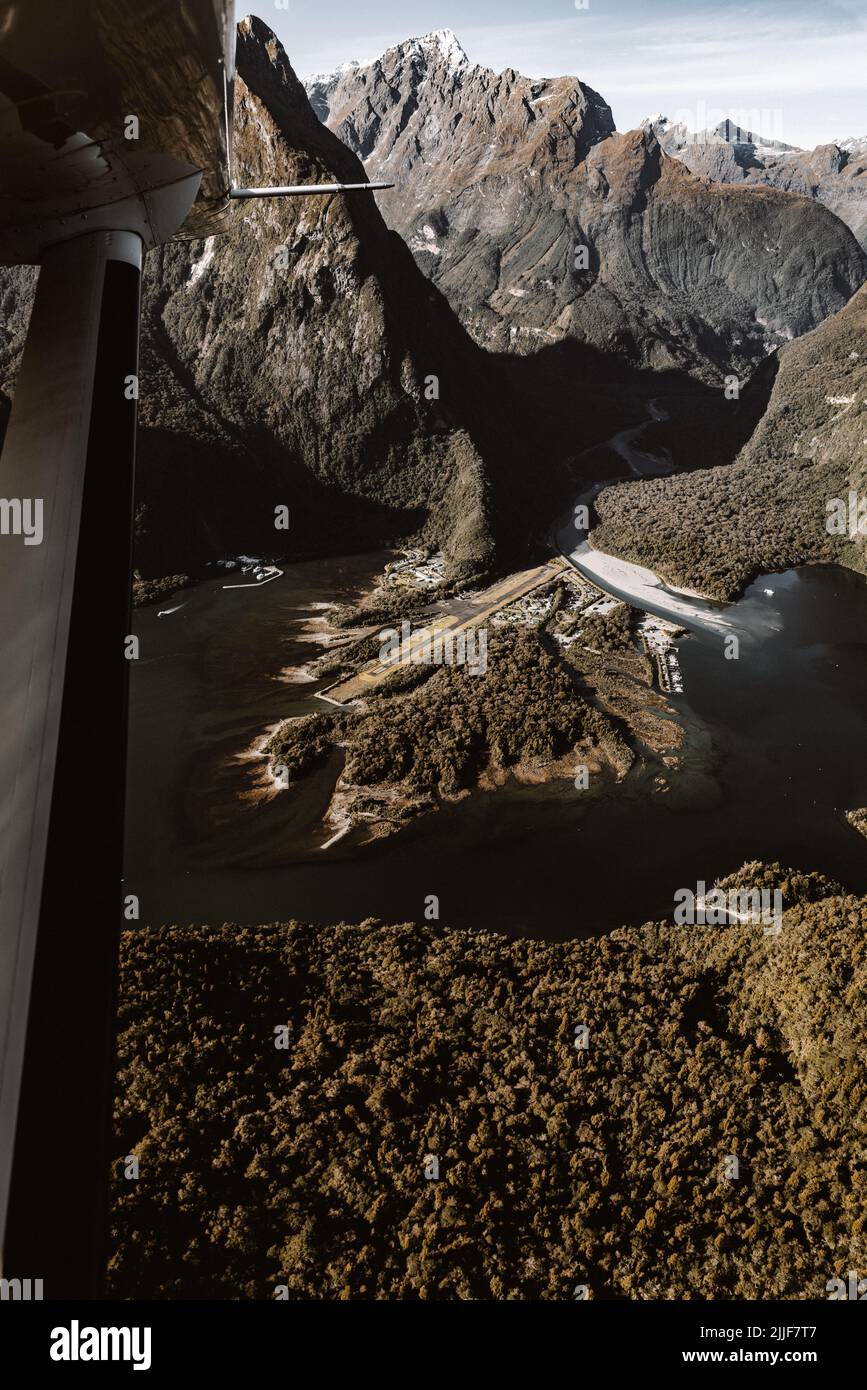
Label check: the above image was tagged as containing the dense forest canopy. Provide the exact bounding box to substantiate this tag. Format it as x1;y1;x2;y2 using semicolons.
109;864;867;1299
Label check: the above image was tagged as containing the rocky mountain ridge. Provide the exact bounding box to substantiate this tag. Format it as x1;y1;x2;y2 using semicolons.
306;35;867;380
645;114;867;250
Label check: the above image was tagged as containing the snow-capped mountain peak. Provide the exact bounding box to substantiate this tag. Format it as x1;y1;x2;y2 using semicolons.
640;112;802;158
417;28;469;72
377;28;469;76
304;29;469;91
304;58;362;87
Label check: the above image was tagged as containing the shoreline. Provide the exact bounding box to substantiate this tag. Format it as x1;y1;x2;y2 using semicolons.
562;534;735;636
553;405;737;636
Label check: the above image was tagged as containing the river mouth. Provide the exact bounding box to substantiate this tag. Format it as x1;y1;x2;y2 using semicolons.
123;548;867;939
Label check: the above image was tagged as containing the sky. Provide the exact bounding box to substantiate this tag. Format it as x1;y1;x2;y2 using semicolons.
236;0;867;149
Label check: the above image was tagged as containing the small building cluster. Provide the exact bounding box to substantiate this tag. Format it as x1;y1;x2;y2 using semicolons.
383;549;446;590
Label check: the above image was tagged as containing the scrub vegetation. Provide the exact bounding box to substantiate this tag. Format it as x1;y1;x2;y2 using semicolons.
265;627;639;807
108;864;867;1300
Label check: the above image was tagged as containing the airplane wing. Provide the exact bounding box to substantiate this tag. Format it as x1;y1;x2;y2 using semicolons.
0;0;246;1297
0;0;235;262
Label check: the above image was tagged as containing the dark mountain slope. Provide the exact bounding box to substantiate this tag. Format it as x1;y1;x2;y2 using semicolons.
0;19;574;580
132;15;521;578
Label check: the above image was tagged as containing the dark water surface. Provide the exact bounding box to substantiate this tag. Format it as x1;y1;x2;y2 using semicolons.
124;556;867;939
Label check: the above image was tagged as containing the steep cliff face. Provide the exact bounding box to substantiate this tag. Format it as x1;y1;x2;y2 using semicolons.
559;128;863;374
0;19;534;580
649;117;867;252
132;16;521;579
308;36;866;380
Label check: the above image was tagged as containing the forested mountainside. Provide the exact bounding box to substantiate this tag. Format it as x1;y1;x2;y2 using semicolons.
591;283;867;599
108;865;867;1299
